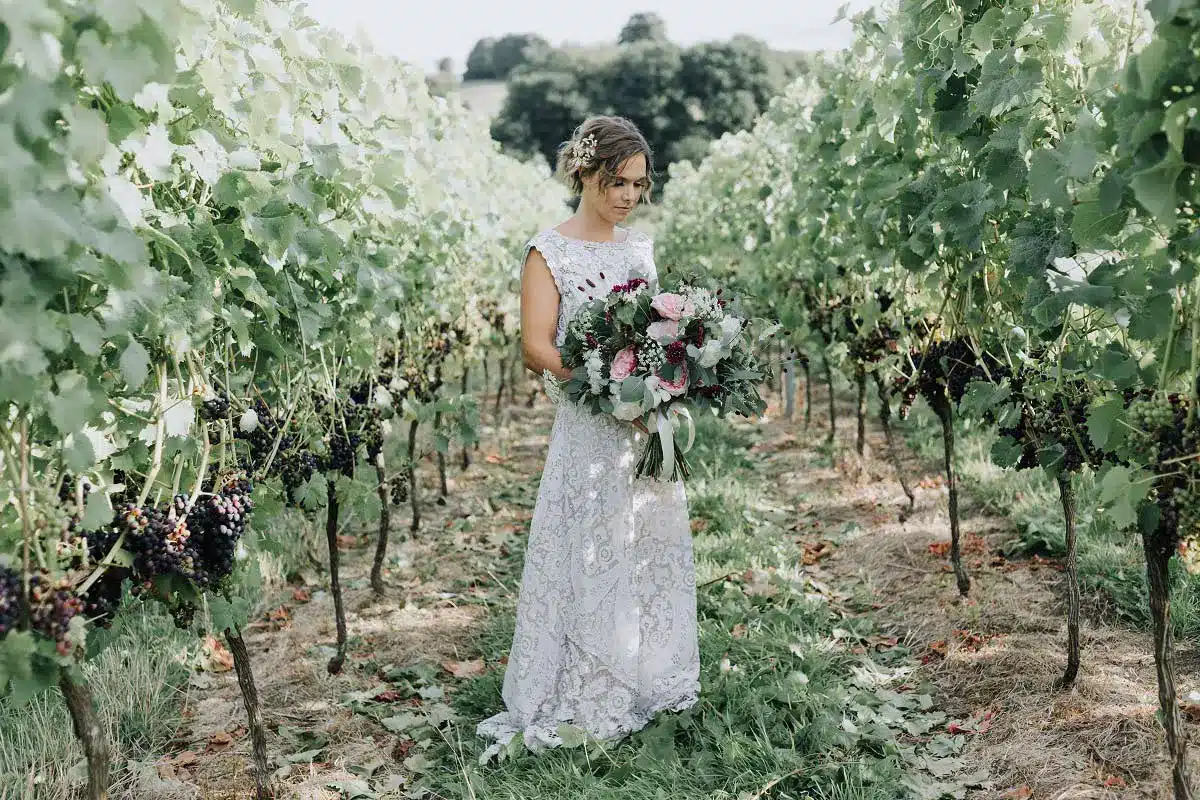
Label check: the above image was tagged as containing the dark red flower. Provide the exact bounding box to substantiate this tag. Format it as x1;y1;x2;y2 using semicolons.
586;333;599;348
628;277;648;291
666;341;686;364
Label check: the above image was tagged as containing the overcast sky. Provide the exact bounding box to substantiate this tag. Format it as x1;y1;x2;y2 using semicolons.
301;0;880;75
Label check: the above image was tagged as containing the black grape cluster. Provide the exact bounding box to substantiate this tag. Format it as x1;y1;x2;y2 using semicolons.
0;566;87;656
895;337;1009;417
0;565;21;638
317;381;382;479
118;503;192;584
28;573;85;656
187;475;253;589
278;449;320;505
998;379;1103;473
200;392;230;422
847;322;900;366
236;398;282;474
327;427;361;477
234;397;315;502
390;473;409;505
81;526;126;625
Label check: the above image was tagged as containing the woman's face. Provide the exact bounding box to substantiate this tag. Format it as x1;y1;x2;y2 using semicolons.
584;153;649;224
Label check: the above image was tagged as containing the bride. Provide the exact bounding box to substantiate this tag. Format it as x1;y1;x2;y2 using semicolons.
476;115;700;760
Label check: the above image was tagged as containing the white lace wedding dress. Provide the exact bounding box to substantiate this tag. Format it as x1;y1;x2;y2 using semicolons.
476;226;700;761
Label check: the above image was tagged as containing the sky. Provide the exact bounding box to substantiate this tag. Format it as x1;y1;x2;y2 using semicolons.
301;0;880;75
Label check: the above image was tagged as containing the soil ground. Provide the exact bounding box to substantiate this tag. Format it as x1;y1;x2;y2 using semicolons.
148;385;1199;800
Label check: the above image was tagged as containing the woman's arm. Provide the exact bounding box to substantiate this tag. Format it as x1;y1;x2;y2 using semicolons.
521;247;572;381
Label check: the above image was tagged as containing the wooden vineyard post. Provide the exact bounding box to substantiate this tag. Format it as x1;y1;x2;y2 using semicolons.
873;374;915;519
802;357;812;430
435;406;448;505
1142;525;1195;799
931;394;970;596
325;477;347;674
225;626;272;799
60;669;109;800
460;366;472;470
407;419;420;533
855;367;867;458
1057;473;1082;687
495;354;508;416
371;459;390;595
783;352;797;421
821;352;837;462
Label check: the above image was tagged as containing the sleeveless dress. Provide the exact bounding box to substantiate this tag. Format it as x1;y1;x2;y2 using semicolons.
476;226;700;761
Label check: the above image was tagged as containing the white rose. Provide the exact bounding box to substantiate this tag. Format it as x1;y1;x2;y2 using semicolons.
612;400;644;421
697;341;724;368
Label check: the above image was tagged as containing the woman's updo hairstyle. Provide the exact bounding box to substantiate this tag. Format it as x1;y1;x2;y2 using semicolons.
556;115;655;203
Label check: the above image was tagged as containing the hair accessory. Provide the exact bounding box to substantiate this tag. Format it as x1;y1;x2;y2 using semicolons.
568;133;598;173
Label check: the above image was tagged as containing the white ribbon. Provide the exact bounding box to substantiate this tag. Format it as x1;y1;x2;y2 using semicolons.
653;404;696;481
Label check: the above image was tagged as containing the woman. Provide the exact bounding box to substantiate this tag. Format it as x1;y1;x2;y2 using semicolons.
476;116;699;760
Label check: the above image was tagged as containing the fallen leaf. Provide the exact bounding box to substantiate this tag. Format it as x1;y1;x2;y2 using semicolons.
1003;787;1033;799
392;738;417;761
1182;701;1200;722
731;623;748;639
265;605;291;627
292;587;311;602
206;732;233;753
485;454;507;464
1103;775;1128;788
442;659;486;679
801;540;835;565
201;636;234;673
690;518;709;533
373;690;406;703
336;534;358;549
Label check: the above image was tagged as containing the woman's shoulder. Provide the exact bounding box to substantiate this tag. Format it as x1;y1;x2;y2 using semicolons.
527;225;651;246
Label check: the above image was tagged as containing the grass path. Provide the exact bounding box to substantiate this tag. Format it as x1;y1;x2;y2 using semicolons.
135;385;1199;799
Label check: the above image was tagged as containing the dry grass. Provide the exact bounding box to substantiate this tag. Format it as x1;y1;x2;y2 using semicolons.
176;397;551;799
766;385;1200;799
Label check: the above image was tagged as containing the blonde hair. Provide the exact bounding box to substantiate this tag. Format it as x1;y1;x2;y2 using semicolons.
555;116;655;202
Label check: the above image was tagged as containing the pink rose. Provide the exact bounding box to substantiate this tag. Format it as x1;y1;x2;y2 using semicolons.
650;293;694;321
610;346;638;382
646;319;680;342
656;364;689;396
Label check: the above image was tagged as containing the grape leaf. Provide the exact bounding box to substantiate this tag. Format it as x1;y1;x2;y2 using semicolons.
208;595;252;634
0;631;36;697
49;372;97;436
1086;394;1125;449
1131;151;1186;223
1100;465;1152;529
119;339;150;389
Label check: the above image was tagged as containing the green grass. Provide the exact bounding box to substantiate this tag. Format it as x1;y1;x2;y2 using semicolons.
898;403;1200;641
0;604;191;799
418;415;970;800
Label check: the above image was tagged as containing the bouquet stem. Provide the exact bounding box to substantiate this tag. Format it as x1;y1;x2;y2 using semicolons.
634;430;690;481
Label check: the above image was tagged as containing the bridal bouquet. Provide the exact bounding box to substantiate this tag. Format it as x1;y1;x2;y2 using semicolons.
548;277;772;481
